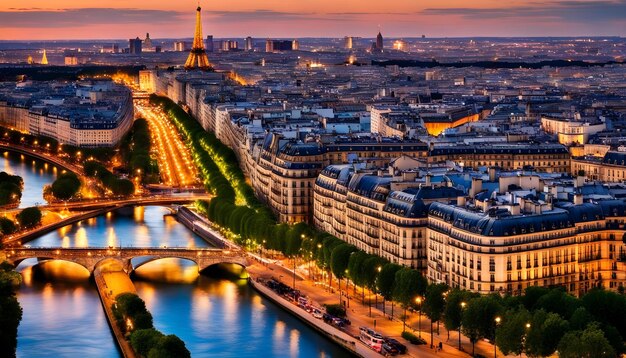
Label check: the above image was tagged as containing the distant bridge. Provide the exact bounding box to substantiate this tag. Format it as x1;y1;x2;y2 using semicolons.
4;247;248;273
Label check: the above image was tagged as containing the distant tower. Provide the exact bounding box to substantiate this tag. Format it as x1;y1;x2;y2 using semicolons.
245;36;253;51
41;49;48;65
344;36;353;49
376;30;384;51
292;39;299;51
144;33;152;49
184;6;211;70
27;56;34;65
265;39;273;53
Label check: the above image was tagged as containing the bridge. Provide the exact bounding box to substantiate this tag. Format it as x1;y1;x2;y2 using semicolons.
4;247;248;274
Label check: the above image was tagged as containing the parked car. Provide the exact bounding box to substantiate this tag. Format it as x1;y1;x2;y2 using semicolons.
385;338;407;354
312;307;323;319
331;317;344;328
381;342;399;356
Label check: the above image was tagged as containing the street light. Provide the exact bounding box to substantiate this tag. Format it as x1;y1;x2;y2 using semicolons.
416;296;423;337
459;301;467;351
494;316;502;358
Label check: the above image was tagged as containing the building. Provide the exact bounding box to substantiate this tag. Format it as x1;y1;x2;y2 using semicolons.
129;37;142;55
143;33;153;50
245;37;253;51
541;116;606;145
428;144;571;173
313;161;463;269
0;80;133;147
220;40;238;51
427;175;626;296
174;41;189;52
344;36;353;49
292;39;300;51
205;35;214;52
266;39;293;52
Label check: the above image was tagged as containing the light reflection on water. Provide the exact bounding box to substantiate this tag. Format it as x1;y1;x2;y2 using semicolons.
17;207;351;358
28;206;209;248
133;260;351;358
15;260;119;358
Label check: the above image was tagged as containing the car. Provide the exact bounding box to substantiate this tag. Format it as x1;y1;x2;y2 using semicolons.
311;308;323;319
331;317;344;327
381;342;399;356
385;338;407;355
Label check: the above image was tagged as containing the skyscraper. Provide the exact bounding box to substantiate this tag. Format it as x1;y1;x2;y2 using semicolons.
184;6;211;70
376;31;384;51
292;39;299;51
245;37;253;51
206;35;214;53
129;37;142;54
344;36;353;49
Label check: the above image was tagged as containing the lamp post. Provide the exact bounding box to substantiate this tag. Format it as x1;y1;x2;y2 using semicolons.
459;301;466;351
316;243;322;281
376;266;382;314
494;316;501;358
416;296;423;337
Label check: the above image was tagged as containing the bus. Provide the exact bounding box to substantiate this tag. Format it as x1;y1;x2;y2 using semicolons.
359;326;384;353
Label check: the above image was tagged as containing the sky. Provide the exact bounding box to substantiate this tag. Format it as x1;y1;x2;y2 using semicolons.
0;0;625;40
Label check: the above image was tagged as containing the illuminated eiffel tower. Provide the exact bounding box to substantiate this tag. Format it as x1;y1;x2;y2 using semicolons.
184;6;211;70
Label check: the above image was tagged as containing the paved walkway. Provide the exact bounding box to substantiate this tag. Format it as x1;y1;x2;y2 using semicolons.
247;258;503;358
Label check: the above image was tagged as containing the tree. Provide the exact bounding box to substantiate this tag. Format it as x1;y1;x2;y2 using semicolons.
148;334;191;358
377;263;402;317
525;309;569;358
462;295;502;357
0;261;23;357
535;287;581;319
495;306;531;356
582;288;626;340
130;328;164;357
0;217;17;235
423;283;448;347
17;207;42;229
443;289;476;342
330;243;357;295
393;268;427;330
557;323;615;358
50;172;81;200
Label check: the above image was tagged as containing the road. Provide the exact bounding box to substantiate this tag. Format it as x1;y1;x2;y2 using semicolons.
135;101;200;188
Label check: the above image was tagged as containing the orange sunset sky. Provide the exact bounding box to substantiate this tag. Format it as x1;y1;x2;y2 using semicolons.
0;0;625;40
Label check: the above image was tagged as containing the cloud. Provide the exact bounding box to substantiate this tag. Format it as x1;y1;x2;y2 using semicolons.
0;8;185;28
422;0;626;22
204;9;339;22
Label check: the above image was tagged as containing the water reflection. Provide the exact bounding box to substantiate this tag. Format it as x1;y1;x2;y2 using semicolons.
133;260;350;358
29;206;209;248
16;260;119;358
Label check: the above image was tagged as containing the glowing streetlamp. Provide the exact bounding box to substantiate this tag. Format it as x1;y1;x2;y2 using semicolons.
494;316;502;358
459;301;467;350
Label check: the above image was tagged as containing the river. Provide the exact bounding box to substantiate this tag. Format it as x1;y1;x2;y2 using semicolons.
15;203;350;357
0;150;57;207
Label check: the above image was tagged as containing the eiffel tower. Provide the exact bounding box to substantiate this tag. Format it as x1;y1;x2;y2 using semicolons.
184;6;211;70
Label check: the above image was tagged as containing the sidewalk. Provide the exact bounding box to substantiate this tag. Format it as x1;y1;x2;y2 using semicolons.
246;258;503;358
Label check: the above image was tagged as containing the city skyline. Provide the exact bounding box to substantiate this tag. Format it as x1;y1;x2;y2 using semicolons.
0;0;625;40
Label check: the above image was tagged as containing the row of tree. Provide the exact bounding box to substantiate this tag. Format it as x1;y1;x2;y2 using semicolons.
0;261;23;356
0;172;23;206
155;96;626;357
112;293;190;358
0;206;43;238
119;118;159;184
84;160;134;197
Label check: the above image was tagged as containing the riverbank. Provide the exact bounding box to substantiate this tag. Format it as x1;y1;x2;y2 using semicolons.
245;259;498;358
175;206;237;249
93;263;137;358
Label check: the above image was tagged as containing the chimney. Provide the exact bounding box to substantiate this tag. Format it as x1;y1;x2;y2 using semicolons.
510;204;520;216
425;174;431;186
574;193;583;205
489;167;496;182
575;176;585;188
457;196;466;207
470;178;483;198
